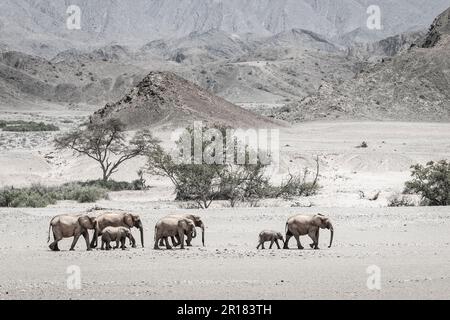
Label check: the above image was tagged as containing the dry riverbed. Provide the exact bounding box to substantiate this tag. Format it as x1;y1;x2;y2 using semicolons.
0;206;449;300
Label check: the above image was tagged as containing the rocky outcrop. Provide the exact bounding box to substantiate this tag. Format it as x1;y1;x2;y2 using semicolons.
92;71;278;129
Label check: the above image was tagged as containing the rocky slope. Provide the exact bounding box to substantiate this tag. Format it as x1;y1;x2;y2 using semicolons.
270;7;450;122
92;71;278;129
421;7;450;48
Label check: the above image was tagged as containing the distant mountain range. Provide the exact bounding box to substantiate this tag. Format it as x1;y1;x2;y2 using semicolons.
1;0;449;57
0;1;449;125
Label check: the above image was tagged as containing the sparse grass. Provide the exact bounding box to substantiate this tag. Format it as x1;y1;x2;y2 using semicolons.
0;120;59;132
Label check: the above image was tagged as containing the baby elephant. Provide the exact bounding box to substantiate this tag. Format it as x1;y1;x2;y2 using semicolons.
257;230;284;249
101;227;133;251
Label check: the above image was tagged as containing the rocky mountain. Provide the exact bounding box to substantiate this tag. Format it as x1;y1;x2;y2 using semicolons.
421;7;450;48
270;7;450;122
1;0;449;57
0;49;146;107
92;71;278;129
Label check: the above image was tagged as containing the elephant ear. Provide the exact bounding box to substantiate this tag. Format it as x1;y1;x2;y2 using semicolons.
178;219;188;230
123;214;134;228
312;215;323;227
78;215;94;229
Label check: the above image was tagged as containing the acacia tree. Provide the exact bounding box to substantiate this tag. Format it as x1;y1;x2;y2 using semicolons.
55;119;159;182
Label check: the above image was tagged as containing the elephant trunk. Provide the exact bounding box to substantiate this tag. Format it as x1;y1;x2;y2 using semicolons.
192;228;197;239
139;226;144;248
328;224;334;248
201;223;205;247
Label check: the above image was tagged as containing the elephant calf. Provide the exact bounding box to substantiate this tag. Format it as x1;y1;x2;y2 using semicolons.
101;227;133;251
257;230;284;249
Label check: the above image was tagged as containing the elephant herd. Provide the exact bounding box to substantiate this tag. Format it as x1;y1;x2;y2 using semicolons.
47;211;333;252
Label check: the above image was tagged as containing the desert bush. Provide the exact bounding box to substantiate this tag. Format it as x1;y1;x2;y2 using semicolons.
388;194;415;207
404;160;450;206
131;170;148;191
0;183;109;208
148;124;321;208
0;120;59;132
79;179;137;191
274;158;321;199
64;185;108;203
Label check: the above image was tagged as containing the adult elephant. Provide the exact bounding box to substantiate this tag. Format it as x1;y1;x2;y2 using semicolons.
154;217;196;250
90;212;144;248
160;214;205;247
48;214;96;251
284;214;334;250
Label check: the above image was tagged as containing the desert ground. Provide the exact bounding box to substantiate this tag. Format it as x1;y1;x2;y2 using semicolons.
1;107;450;300
0;206;449;300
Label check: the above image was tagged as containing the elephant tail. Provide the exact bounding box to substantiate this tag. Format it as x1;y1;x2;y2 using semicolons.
285;222;289;235
47;221;52;243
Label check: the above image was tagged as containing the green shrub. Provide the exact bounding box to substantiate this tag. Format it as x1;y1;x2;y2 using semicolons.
388;194;415;207
0;183;109;208
404;160;450;206
67;185;109;203
79;180;136;191
0;120;59;132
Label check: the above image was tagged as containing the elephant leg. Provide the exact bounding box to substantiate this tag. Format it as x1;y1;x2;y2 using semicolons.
121;238;126;250
101;239;105;250
49;229;62;251
171;236;180;247
309;229;319;249
284;231;293;249
261;241;265;250
269;240;275;249
185;233;193;247
82;231;92;251
294;234;304;250
69;234;81;251
154;236;161;250
164;237;172;250
129;233;137;248
178;230;185;249
106;241;112;251
275;239;281;249
257;242;262;250
114;240;120;250
90;230;99;249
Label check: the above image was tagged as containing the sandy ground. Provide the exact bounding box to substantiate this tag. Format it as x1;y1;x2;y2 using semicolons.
1;108;449;299
0;205;449;300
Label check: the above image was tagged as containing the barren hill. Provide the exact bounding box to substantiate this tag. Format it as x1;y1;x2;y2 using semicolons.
421;7;450;48
271;7;450;122
92;71;279;129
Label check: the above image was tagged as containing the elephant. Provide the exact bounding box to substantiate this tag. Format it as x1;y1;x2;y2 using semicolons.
154;217;196;250
101;226;133;250
90;212;144;249
284;214;334;250
158;214;205;247
257;230;284;249
47;214;96;251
